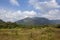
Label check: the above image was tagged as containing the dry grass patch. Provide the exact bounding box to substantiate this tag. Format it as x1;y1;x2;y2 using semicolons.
0;27;60;40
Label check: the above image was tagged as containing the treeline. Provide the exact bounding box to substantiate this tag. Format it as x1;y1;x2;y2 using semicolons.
0;22;60;29
0;22;46;29
0;22;17;29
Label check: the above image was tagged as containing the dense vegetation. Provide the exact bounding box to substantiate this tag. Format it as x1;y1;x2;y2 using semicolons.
0;21;60;29
0;27;60;40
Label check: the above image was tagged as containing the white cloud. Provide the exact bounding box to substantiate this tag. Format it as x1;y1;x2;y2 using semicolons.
0;9;37;22
0;0;60;22
29;0;60;10
29;0;60;20
23;11;37;18
41;10;60;20
10;0;19;6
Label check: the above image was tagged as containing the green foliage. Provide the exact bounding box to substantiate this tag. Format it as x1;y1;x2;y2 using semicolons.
55;24;60;28
0;21;60;29
0;22;18;29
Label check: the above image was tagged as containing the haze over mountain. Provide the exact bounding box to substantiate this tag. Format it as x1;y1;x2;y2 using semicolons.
16;17;60;25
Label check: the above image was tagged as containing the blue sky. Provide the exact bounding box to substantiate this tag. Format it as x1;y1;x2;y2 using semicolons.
0;0;60;22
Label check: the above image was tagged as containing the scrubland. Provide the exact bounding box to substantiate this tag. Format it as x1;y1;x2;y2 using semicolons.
0;27;60;40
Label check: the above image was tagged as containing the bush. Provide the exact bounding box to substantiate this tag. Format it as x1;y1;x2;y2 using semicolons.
56;24;60;28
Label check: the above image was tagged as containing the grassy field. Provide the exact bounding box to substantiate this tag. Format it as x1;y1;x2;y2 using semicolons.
0;27;60;40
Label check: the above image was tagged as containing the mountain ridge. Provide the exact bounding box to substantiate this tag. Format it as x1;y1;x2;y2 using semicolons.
16;17;52;25
0;17;60;25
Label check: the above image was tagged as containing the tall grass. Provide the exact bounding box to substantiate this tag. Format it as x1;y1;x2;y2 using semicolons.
0;27;60;40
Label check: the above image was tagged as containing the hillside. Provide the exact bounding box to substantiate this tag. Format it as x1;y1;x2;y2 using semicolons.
51;20;60;24
16;17;60;25
16;17;50;25
0;19;5;23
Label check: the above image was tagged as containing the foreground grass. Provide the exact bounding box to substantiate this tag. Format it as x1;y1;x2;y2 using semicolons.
0;27;60;40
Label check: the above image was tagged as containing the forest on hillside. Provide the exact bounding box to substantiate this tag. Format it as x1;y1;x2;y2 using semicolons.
0;21;60;29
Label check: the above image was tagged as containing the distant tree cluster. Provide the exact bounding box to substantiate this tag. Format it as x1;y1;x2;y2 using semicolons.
0;22;18;29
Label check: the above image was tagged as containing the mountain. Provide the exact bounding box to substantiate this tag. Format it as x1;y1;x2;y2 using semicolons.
0;19;5;23
16;17;60;25
51;20;60;24
16;17;51;25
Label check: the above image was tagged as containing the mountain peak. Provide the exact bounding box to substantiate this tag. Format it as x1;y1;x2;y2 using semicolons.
16;17;60;25
16;17;50;25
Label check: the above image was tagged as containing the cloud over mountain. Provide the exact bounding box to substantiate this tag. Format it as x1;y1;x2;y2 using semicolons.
29;0;60;20
0;9;37;22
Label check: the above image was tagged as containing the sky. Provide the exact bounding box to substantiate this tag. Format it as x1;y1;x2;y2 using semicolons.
0;0;60;22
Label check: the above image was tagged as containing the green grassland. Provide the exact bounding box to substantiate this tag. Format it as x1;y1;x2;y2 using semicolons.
0;27;60;40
